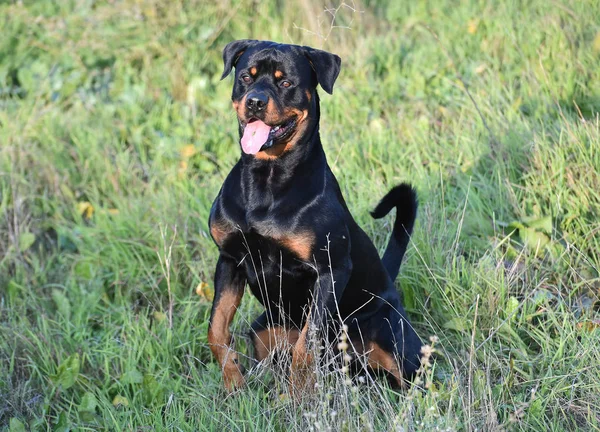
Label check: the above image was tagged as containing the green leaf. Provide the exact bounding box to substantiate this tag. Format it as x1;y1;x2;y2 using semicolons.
545;241;565;258
54;412;70;432
519;226;550;252
152;311;167;323
506;221;525;234
506;215;555;257
500;297;520;333
9;418;26;432
112;395;129;408
443;317;469;332
529;397;544;417
74;260;94;280
524;215;552;235
51;353;80;390
142;374;164;405
121;368;143;385
505;243;519;259
79;411;97;423
19;232;35;251
52;289;71;319
505;296;520;321
78;392;97;413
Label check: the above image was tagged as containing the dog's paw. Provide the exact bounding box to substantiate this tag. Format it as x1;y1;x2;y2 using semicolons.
289;373;315;399
289;350;315;399
222;360;246;392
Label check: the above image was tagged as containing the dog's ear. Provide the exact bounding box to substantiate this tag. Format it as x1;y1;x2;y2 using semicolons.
221;39;259;80
303;47;341;95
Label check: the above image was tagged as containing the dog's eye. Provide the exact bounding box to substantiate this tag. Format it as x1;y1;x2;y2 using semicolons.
241;74;252;84
280;80;292;88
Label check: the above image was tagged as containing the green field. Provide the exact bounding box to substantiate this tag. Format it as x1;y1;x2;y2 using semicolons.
1;0;600;430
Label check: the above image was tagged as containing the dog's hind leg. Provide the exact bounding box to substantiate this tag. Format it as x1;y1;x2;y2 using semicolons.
363;305;423;388
250;312;300;362
365;340;405;388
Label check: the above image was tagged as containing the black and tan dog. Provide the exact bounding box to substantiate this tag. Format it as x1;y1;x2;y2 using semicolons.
208;39;422;392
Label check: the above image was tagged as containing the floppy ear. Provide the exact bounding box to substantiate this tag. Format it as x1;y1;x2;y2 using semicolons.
303;47;342;94
221;39;259;80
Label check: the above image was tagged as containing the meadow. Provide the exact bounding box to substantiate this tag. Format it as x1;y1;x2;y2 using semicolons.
1;0;600;430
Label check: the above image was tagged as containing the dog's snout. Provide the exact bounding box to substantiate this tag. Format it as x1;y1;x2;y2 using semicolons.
246;92;268;112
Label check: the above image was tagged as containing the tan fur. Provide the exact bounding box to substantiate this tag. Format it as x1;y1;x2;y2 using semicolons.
262;99;278;124
208;290;245;390
367;342;405;388
289;320;314;396
278;231;315;261
274;70;283;78
210;220;233;247
235;95;247;120
253;327;300;361
254;109;310;160
250;66;257;75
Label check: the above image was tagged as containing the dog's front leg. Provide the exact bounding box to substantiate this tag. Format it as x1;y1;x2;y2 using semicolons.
290;232;352;397
208;255;246;391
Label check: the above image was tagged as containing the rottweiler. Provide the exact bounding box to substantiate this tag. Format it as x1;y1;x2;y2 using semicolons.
208;39;422;393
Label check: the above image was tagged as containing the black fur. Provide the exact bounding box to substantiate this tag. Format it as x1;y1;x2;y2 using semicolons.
371;184;418;282
208;40;422;389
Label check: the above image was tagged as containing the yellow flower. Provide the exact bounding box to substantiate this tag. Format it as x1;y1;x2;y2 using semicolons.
76;202;94;219
180;144;197;159
468;19;479;34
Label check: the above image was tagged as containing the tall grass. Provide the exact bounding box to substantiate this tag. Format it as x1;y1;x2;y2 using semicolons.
1;0;599;430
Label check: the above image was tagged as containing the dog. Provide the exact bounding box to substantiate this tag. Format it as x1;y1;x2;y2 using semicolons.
208;39;422;393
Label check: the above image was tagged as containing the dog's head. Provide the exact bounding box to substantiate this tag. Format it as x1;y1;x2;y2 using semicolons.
221;40;341;159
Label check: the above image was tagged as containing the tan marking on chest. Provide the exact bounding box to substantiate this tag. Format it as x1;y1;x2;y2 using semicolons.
210;220;234;247
278;231;315;261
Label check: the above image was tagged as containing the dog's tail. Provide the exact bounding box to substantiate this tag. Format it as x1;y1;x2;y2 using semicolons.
370;183;418;282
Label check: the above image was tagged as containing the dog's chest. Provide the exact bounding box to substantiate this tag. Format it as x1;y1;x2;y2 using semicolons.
223;228;316;312
221;226;310;272
213;195;314;266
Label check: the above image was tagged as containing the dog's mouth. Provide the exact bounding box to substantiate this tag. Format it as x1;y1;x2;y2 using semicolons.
240;117;297;155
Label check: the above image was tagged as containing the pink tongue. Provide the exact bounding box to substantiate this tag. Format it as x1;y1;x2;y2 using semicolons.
241;120;271;154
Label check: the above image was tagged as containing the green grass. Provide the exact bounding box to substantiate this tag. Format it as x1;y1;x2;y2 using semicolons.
1;0;600;430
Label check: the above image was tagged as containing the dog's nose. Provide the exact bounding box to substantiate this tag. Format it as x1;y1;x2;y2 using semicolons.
246;92;268;112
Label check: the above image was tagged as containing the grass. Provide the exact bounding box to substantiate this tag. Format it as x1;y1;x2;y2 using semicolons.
1;0;600;430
